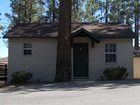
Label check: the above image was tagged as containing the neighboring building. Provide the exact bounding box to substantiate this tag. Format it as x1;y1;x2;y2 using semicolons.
4;23;135;82
133;48;140;79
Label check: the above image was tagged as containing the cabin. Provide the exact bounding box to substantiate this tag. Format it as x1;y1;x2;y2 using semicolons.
4;23;135;82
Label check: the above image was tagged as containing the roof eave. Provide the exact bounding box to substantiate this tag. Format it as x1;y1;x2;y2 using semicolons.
72;28;101;42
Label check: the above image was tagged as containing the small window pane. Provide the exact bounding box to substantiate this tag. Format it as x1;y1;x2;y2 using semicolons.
28;44;32;48
23;43;32;55
112;44;116;52
109;47;112;52
24;50;32;55
24;50;28;55
105;54;116;63
105;43;116;53
105;43;116;63
28;50;32;55
105;44;108;52
24;43;32;48
24;44;27;48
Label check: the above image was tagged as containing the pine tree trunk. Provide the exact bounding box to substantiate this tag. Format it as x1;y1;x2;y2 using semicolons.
48;0;52;22
55;0;72;82
29;0;33;23
134;0;139;49
24;0;27;23
52;0;55;23
105;0;108;23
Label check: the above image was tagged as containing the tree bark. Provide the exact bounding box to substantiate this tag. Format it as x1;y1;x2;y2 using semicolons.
105;0;108;23
55;0;72;82
24;0;27;23
52;0;55;23
29;0;33;23
134;0;139;49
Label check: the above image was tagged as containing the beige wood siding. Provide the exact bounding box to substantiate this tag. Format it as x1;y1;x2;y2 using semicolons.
8;38;133;82
8;38;57;82
134;57;140;79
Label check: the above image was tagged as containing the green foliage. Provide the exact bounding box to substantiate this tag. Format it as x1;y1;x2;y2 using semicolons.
84;0;99;22
0;13;3;30
0;25;3;30
101;66;128;80
72;0;100;23
10;71;32;84
97;0;138;24
8;0;139;24
9;0;45;24
72;0;84;22
47;0;59;22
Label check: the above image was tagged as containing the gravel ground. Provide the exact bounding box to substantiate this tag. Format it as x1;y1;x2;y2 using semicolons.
0;80;140;105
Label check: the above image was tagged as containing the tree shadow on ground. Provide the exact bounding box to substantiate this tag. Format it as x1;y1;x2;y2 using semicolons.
1;80;140;93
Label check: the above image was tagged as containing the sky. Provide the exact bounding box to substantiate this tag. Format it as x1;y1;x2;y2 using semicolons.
0;0;11;58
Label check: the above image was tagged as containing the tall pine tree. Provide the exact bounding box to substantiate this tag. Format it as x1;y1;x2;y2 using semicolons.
55;0;72;82
9;0;45;24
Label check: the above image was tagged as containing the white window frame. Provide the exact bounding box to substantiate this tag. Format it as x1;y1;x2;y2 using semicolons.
105;43;117;63
23;43;32;56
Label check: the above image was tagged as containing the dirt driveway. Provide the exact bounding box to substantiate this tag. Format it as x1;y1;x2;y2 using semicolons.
0;80;140;105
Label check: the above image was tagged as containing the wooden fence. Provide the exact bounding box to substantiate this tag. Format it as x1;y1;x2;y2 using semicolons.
0;64;8;83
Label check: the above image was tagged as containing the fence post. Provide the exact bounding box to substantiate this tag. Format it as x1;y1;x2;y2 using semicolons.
4;64;7;84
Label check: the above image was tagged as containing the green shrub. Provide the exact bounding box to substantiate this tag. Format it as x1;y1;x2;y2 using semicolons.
102;66;128;80
10;71;32;84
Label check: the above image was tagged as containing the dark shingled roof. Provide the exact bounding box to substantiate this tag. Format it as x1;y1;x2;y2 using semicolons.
4;23;135;39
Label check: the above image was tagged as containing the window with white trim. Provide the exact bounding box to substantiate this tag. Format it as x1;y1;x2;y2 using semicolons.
105;43;116;63
23;43;32;55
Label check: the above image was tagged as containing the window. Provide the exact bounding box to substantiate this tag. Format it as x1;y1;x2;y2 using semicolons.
105;43;116;63
23;43;32;55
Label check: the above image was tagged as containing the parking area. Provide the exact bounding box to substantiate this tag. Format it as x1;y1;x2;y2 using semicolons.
0;80;140;105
